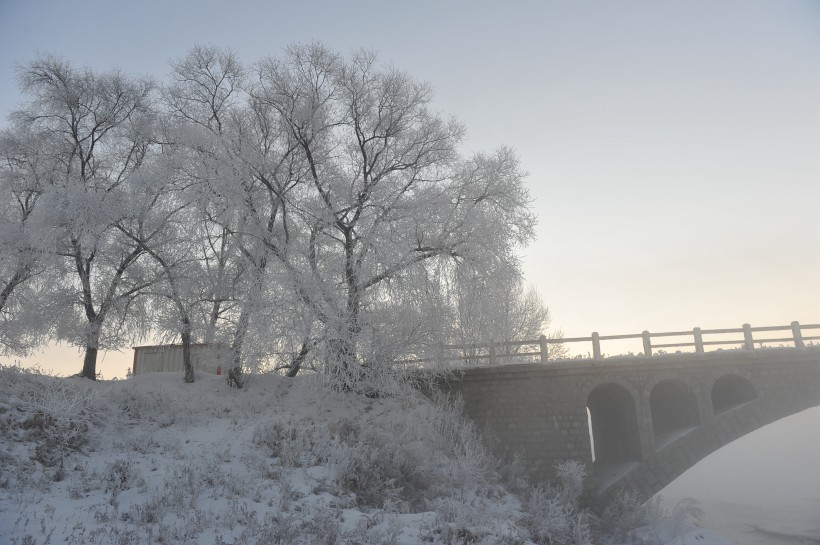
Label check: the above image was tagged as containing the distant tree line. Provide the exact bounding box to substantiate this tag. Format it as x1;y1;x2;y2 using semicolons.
0;44;560;389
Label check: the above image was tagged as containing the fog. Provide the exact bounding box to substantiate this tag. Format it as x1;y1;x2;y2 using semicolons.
660;406;820;542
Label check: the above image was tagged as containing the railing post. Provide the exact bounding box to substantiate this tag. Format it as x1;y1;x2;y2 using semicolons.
642;331;652;356
693;327;704;353
489;341;497;366
742;323;754;350
592;332;601;359
539;334;549;363
791;321;805;348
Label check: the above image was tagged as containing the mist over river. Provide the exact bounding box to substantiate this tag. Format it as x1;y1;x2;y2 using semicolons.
659;406;820;544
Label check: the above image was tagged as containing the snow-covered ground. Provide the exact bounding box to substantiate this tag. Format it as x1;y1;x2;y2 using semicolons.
0;366;738;545
660;406;820;544
0;369;520;544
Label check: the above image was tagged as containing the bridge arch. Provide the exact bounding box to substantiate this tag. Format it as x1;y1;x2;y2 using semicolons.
441;347;820;502
587;383;642;464
712;374;757;415
649;379;700;446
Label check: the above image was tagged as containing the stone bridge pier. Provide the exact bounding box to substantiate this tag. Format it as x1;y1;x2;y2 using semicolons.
440;348;820;502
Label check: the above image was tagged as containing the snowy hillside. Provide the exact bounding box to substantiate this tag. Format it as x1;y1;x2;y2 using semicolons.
0;366;732;545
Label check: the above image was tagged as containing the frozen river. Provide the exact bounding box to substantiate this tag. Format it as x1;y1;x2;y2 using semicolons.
659;406;820;544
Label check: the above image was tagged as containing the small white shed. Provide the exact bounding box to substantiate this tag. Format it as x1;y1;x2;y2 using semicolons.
132;344;229;376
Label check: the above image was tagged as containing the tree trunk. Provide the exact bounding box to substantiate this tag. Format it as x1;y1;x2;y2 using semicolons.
181;317;194;383
286;340;312;378
0;265;31;314
80;346;98;380
332;232;364;389
326;333;361;390
204;299;221;345
228;306;249;388
80;321;102;380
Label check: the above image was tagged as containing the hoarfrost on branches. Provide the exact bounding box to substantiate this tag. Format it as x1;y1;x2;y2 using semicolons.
1;44;562;389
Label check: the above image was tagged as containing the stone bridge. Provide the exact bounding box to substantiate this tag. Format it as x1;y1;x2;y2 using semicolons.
440;347;820;502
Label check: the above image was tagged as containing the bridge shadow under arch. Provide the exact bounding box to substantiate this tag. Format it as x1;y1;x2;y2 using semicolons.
712;374;757;415
587;383;641;465
650;379;700;447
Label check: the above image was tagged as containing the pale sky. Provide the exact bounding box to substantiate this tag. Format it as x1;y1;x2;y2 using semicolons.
1;0;818;376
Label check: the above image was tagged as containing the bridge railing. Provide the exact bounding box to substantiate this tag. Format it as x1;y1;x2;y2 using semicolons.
398;321;820;367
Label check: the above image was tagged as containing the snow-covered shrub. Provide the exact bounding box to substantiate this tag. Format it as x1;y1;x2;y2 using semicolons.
151;509;211;545
277;477;303;512
104;459;138;494
115;432;160;455
301;505;343;545
330;424;424;508
554;461;586;510
595;489;659;544
424;494;534;545
252;418;329;467
425;497;501;545
348;514;403;545
223;513;301;545
499;451;530;495
161;462;206;508
523;486;576;544
67;465;97;500
328;414;360;442
667;498;704;534
427;393;495;494
520;462;593;545
112;382;178;426
252;391;497;510
643;498;704;545
329;392;497;510
517;466;703;545
127;493;167;525
0;365;98;477
603;496;705;545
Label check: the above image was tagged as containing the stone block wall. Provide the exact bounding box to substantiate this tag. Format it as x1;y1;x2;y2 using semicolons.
442;348;820;499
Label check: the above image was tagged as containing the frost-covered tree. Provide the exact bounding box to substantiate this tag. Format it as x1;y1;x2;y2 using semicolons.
116;151;205;383
240;44;537;388
163;46;340;384
11;56;159;379
162;45;265;386
453;257;567;361
3;45;550;389
155;43;540;388
0;124;60;355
